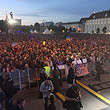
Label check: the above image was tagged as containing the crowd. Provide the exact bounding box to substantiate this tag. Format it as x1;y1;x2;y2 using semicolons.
0;33;110;74
0;33;110;110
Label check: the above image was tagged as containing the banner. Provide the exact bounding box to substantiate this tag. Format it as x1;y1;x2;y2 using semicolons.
75;63;89;76
64;65;70;76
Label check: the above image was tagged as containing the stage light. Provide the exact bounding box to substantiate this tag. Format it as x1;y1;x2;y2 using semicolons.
8;19;16;24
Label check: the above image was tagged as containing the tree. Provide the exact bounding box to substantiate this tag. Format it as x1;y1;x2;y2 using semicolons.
92;30;94;34
21;26;31;33
0;20;8;32
69;27;72;32
96;28;100;34
102;27;107;33
30;25;34;31
34;22;40;32
73;28;76;32
65;28;68;33
48;24;54;31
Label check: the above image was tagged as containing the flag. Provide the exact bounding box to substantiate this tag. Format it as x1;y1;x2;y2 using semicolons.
12;43;17;46
66;36;72;41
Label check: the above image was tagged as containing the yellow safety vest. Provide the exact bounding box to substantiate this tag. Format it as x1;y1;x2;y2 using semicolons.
44;66;51;77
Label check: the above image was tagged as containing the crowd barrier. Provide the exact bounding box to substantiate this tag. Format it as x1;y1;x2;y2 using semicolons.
0;59;110;91
0;68;37;91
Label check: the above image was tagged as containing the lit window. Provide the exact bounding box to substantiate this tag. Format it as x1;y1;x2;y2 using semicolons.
105;14;107;17
93;15;95;18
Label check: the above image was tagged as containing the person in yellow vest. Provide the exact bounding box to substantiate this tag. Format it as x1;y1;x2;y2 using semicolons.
44;64;51;79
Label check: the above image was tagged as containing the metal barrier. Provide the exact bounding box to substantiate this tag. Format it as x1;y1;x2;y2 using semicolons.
1;68;38;91
0;59;110;91
88;59;110;75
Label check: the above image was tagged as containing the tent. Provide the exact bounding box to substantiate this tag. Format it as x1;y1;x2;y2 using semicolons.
33;30;38;33
43;28;51;34
30;30;33;34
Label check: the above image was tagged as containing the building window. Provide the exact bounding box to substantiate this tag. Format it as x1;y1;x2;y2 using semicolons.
105;13;107;17
93;15;95;18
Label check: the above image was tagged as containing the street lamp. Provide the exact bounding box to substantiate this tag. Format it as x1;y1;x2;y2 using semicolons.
62;30;65;33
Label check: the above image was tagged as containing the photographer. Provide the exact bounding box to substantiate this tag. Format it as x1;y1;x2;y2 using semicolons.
65;83;83;110
40;80;54;110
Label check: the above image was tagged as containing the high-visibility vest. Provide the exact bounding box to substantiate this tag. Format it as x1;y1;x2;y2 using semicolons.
44;66;51;77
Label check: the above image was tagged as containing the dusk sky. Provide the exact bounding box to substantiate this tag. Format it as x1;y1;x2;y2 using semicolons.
0;0;110;25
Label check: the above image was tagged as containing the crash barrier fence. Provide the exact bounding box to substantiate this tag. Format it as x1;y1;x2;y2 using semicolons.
0;68;37;91
0;59;110;91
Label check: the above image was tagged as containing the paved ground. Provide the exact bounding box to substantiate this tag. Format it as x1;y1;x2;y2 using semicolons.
9;73;110;110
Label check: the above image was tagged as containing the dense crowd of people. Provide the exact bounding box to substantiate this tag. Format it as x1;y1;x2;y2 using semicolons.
0;33;110;110
0;33;110;73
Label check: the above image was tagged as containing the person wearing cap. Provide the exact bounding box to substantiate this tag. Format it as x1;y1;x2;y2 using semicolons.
40;80;54;110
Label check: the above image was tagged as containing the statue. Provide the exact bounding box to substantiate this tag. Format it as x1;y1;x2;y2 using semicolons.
10;12;13;19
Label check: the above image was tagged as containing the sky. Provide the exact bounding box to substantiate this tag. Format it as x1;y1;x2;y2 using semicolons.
0;0;110;25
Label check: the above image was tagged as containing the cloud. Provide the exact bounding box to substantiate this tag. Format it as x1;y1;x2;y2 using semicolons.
17;13;46;17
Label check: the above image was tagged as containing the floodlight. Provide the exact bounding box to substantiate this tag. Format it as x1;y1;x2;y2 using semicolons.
8;19;16;24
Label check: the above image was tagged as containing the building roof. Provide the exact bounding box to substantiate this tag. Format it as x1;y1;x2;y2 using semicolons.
62;22;81;25
88;10;110;20
80;18;89;22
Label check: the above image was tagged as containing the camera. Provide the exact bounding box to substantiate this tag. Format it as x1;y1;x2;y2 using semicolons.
48;88;51;92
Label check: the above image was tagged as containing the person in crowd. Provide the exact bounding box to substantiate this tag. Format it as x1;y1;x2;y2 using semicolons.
53;65;60;92
55;63;62;87
95;61;103;81
13;98;26;110
0;63;3;73
65;83;83;110
0;88;5;110
66;62;76;87
0;73;4;90
40;80;54;110
39;68;47;98
44;64;51;80
3;72;14;110
47;94;56;110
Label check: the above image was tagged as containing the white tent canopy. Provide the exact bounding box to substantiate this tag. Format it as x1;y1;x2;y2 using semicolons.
43;28;51;34
34;30;38;33
30;30;33;34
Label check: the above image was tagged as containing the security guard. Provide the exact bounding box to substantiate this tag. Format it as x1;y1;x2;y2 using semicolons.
44;64;51;79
